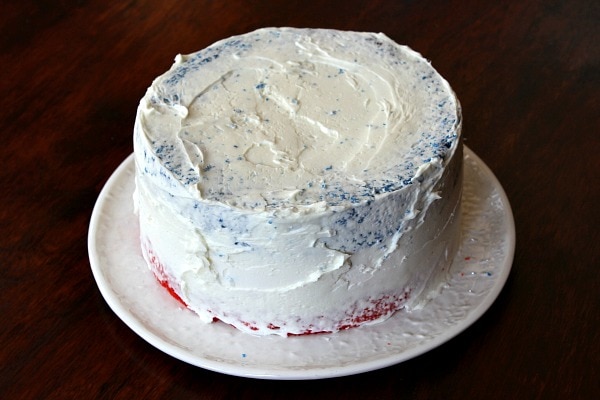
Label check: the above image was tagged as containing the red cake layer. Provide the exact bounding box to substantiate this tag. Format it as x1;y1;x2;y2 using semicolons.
142;241;188;308
141;240;409;336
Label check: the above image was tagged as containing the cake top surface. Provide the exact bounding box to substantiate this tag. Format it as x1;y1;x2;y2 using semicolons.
137;27;460;211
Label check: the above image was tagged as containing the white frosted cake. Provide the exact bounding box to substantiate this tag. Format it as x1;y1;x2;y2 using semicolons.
133;27;463;336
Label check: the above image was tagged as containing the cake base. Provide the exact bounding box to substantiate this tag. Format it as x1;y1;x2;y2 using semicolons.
88;146;514;379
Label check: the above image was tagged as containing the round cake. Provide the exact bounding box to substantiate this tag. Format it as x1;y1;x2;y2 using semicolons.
133;27;463;336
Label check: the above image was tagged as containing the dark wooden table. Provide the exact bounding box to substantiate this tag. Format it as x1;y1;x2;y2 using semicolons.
2;1;598;398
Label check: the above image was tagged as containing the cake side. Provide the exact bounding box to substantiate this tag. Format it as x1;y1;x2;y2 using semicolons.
133;27;462;336
135;146;462;335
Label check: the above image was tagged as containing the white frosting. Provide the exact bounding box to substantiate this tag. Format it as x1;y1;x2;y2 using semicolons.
134;28;462;336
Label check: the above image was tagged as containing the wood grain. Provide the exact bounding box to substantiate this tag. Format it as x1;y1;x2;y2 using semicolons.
1;1;598;398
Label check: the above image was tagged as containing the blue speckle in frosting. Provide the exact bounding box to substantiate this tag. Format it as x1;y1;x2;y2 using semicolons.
147;29;460;209
163;38;252;87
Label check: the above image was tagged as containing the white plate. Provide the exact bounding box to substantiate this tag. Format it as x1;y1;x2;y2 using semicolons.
88;146;514;380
